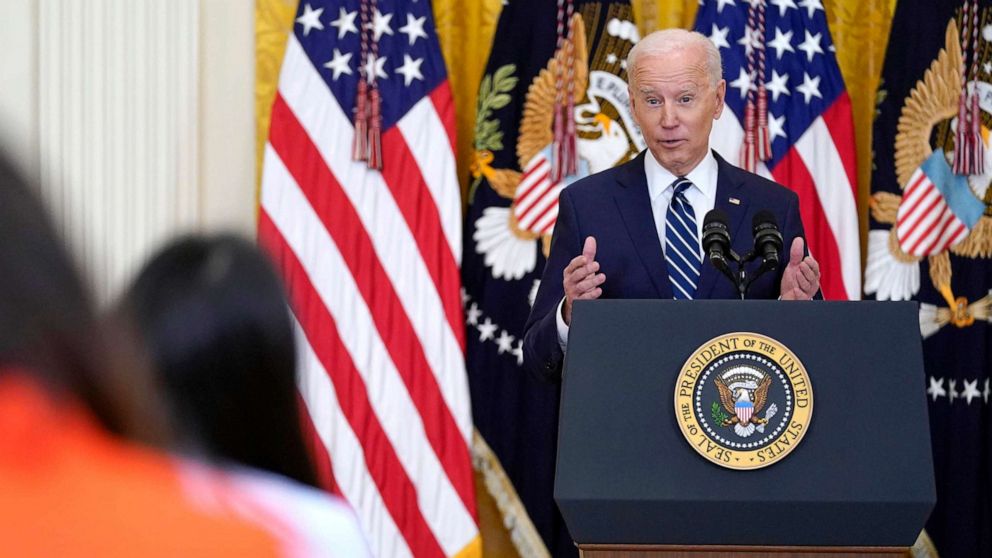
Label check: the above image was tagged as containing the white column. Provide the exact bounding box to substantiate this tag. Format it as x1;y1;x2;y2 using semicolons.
38;0;201;304
0;0;39;181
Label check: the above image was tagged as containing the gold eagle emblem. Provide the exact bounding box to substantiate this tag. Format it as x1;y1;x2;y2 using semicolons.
869;18;992;327
470;5;642;280
517;13;590;172
715;373;771;428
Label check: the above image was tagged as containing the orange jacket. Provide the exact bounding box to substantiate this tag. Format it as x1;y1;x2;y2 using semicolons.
0;373;280;557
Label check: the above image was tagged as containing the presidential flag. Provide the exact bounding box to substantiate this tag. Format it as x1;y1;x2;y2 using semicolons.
867;1;992;556
694;0;861;301
257;1;480;556
463;1;642;556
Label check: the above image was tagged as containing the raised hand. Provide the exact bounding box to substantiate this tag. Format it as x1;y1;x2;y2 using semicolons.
779;237;820;300
562;236;606;325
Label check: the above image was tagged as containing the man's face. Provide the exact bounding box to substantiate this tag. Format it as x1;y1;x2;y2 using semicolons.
628;46;726;177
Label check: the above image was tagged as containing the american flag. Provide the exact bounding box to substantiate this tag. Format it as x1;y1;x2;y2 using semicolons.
257;1;479;557
695;0;861;300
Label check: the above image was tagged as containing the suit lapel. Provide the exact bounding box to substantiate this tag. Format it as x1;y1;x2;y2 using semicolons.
613;152;671;298
696;151;751;299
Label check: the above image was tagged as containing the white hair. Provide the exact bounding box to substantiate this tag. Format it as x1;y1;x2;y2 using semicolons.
626;29;723;87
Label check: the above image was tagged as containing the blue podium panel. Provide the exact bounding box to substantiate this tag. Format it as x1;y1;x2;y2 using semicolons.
555;300;934;547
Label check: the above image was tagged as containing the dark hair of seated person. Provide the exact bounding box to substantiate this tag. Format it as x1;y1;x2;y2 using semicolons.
0;153;170;445
119;234;319;488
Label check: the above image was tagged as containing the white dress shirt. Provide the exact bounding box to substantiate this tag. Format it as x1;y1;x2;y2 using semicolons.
555;150;720;351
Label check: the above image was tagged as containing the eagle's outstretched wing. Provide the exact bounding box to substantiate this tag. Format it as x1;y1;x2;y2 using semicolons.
517;13;588;169
753;374;772;414
894;19;960;188
890;19;992;262
715;377;735;415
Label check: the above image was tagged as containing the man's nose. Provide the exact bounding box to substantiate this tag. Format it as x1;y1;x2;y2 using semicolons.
659;105;678;128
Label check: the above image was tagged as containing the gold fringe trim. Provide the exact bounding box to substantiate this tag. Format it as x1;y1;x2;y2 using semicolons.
472;430;551;558
454;535;483;558
911;529;940;558
255;0;298;203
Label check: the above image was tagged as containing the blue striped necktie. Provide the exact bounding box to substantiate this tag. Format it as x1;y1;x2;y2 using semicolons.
665;178;702;299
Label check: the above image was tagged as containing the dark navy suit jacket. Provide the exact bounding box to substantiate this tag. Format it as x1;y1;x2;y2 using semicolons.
522;150;808;383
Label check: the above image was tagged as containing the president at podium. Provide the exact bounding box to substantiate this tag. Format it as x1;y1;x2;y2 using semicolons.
524;29;821;382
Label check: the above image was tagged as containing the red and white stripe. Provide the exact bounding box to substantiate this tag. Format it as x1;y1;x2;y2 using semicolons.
259;35;479;557
896;167;970;257
710;93;861;300
735;404;753;424
514;152;565;235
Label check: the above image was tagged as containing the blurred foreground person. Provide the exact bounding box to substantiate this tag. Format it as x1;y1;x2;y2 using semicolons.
0;153;279;556
119;234;370;557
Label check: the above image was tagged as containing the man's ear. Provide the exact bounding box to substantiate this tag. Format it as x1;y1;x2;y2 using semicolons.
713;79;726;120
627;86;637;112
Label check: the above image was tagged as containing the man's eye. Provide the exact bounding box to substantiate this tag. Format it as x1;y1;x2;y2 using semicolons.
680;96;693;103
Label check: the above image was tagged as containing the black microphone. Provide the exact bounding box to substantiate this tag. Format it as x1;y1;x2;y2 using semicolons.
752;210;784;271
702;209;736;287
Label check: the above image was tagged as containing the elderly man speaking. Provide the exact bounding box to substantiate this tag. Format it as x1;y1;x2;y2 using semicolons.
523;29;821;383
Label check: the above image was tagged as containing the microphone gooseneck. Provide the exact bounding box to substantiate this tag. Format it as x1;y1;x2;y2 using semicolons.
751;210;784;272
701;209;739;295
702;209;732;266
700;208;785;300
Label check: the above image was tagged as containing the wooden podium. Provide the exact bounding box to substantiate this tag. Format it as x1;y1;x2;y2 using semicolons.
556;301;934;557
577;544;911;557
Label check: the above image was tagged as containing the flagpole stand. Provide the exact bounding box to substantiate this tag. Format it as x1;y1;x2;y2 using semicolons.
578;544;912;558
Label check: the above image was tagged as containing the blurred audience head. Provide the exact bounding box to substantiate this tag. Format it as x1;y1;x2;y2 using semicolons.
119;234;318;487
0;151;168;445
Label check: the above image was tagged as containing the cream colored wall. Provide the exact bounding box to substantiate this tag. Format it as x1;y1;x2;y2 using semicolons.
200;0;256;237
0;0;256;303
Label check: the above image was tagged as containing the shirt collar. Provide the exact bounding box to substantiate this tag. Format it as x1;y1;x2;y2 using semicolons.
644;149;718;202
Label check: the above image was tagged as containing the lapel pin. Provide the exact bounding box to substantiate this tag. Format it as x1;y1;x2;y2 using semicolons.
729;197;741;205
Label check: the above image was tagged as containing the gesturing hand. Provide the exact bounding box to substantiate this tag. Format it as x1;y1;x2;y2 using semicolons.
779;237;820;300
562;236;605;325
